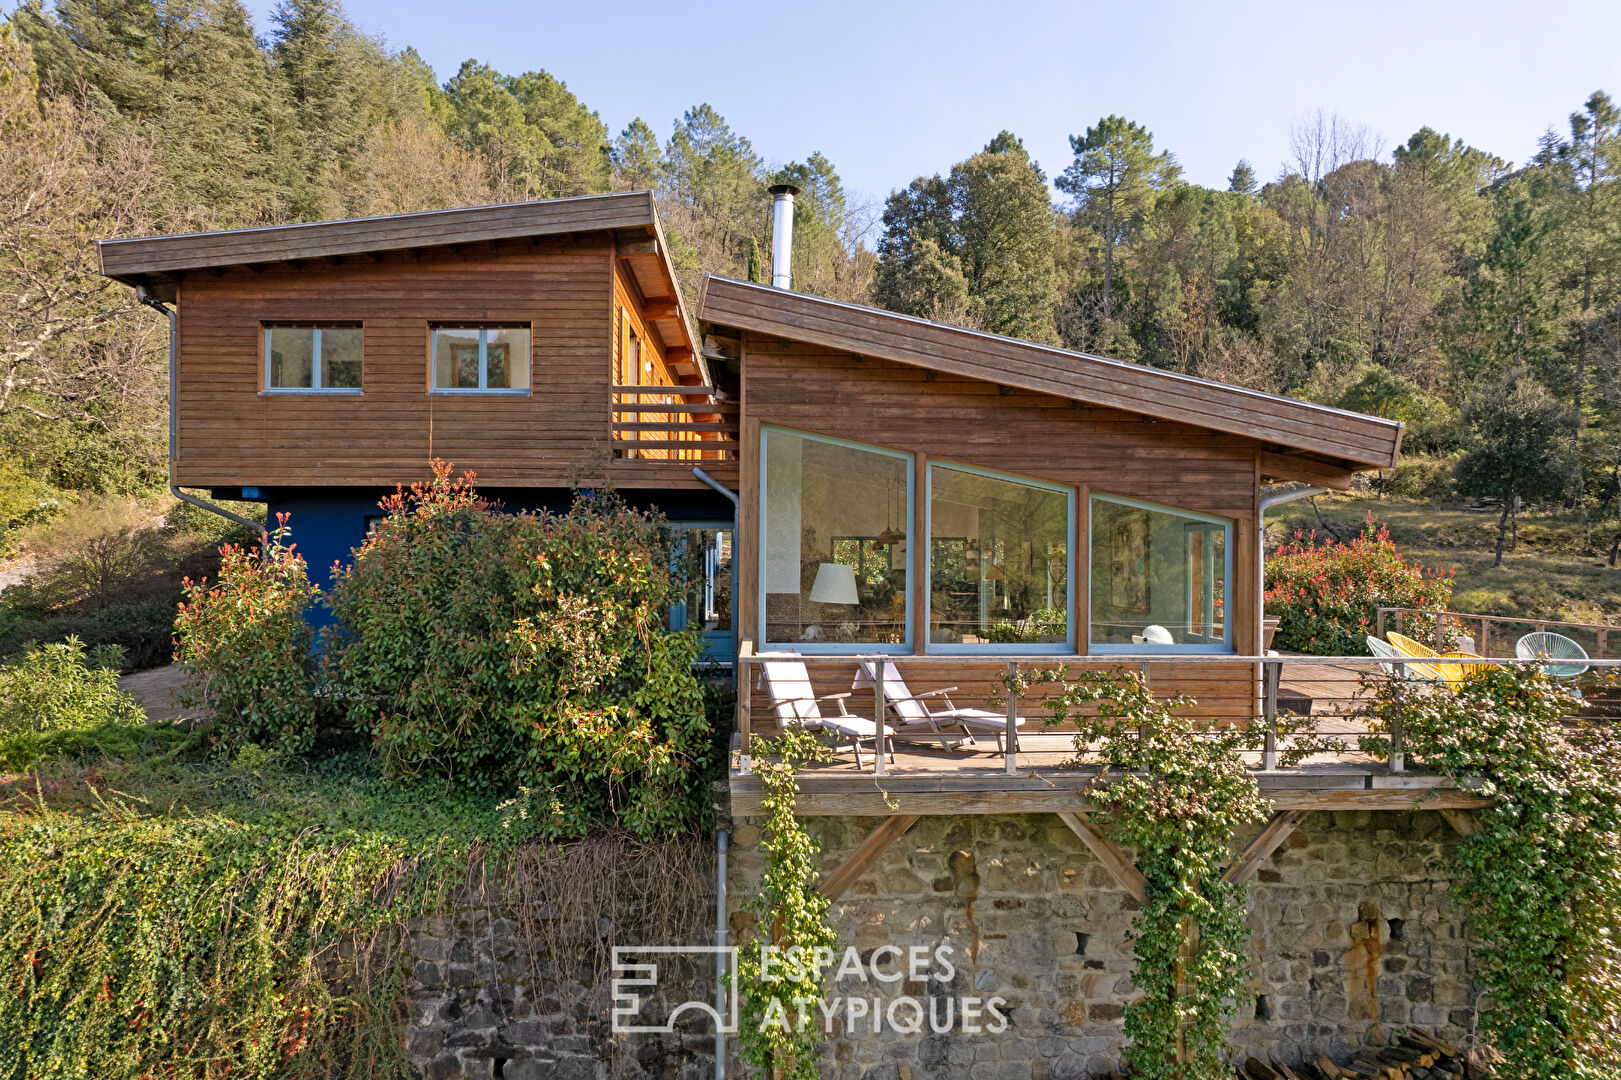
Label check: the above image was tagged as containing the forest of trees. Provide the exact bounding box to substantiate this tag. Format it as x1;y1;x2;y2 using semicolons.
1;0;1618;554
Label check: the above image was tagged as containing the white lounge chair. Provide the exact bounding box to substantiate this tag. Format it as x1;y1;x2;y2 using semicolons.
853;660;1027;753
758;657;894;770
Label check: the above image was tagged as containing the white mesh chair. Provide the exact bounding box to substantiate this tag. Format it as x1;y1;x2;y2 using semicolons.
853;660;1026;753
758;657;893;770
1515;632;1590;680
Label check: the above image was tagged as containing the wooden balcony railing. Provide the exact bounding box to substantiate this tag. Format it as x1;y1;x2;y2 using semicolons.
1376;606;1621;659
611;385;739;461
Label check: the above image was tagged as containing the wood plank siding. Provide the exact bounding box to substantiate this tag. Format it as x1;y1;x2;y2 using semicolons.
700;275;1403;474
171;234;731;490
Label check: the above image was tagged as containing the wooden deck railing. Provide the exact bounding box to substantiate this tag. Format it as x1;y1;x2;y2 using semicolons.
1376;606;1621;659
610;385;739;461
733;647;1621;780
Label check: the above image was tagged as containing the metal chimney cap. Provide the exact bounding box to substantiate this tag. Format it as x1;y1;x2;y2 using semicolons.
767;183;801;197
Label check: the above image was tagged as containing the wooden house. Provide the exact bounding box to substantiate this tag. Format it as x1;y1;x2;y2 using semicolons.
100;190;1412;734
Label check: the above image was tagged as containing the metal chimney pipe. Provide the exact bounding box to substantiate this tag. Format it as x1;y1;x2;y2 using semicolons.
767;183;799;289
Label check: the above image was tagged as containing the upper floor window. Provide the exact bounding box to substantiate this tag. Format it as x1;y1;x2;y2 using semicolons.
264;325;362;393
431;325;531;394
1089;494;1232;653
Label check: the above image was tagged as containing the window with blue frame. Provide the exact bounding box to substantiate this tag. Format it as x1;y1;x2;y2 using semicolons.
760;428;912;651
1088;494;1232;652
430;325;531;393
264;325;362;392
927;463;1072;651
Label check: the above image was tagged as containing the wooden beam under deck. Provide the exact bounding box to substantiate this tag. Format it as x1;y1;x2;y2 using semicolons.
1056;811;1146;901
819;815;921;901
728;772;1490;817
1223;810;1311;885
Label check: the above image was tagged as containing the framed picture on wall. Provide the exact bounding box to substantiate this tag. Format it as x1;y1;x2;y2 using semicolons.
1110;515;1150;614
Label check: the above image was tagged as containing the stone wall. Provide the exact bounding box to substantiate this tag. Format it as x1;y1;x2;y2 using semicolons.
403;881;720;1080
395;811;1477;1079
724;810;1478;1079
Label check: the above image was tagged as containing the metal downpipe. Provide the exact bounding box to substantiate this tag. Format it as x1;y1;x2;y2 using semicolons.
715;827;728;1080
137;289;268;545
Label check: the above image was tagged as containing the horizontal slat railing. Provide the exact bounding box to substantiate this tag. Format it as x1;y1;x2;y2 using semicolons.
1376;606;1621;659
610;385;738;461
734;651;1621;779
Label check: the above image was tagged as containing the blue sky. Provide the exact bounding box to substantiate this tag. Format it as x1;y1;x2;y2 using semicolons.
251;0;1617;216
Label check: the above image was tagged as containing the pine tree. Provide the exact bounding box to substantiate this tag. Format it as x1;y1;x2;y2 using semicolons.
1058;115;1179;318
611;117;662;191
1228;159;1257;196
1556;91;1621;444
875;137;1058;340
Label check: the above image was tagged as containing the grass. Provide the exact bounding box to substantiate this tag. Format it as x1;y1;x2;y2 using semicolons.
1274;492;1621;633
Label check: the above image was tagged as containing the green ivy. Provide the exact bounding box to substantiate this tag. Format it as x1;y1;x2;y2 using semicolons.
732;730;840;1080
1022;666;1268;1078
1358;667;1621;1077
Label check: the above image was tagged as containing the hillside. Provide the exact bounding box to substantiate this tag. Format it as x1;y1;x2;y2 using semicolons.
1273;491;1621;630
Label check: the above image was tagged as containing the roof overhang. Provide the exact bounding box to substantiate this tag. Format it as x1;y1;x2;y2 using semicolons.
698;275;1402;475
99;191;698;361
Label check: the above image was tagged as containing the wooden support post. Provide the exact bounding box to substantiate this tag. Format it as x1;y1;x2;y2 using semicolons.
1438;808;1483;838
1376;608;1387;642
874;658;886;777
1056;811;1146;901
1434;608;1446;652
1261;659;1280;772
1482;616;1492;657
819;815;920;901
1004;662;1019;776
1223;810;1311;885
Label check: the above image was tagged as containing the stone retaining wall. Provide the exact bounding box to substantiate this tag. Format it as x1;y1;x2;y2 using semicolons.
399;810;1477;1078
724;810;1478;1079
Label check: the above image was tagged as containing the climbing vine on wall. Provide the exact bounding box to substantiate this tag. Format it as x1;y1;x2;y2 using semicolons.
1019;666;1268;1079
732;729;841;1080
1359;666;1621;1077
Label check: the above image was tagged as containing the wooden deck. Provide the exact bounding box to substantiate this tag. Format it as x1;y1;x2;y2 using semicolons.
727;730;1487;817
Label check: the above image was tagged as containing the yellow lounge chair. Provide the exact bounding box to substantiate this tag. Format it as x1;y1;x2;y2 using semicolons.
1385;632;1483;686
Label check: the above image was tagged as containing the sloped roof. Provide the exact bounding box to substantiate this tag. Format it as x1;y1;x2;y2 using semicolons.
99;192;697;361
698;275;1402;472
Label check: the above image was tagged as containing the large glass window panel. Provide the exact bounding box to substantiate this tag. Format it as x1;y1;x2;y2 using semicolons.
267;327;315;389
928;465;1070;647
762;429;910;648
322;327;363;389
1089;496;1231;650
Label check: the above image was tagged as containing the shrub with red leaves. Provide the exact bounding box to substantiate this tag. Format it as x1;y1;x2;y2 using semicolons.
1264;516;1453;656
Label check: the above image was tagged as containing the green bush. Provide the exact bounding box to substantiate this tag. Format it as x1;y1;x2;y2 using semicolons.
326;463;713;837
0;636;141;735
0;598;179;671
1265;518;1453;655
173;521;322;754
